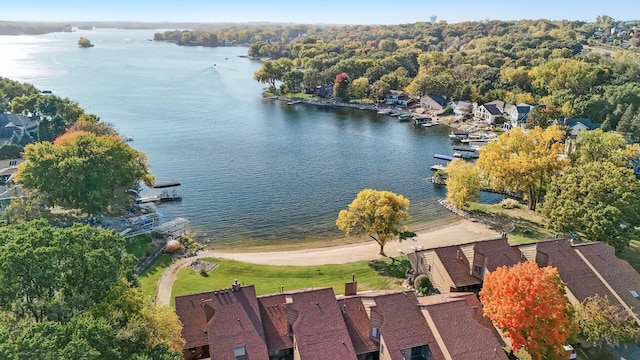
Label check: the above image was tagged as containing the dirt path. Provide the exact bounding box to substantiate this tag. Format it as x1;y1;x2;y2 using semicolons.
155;218;500;305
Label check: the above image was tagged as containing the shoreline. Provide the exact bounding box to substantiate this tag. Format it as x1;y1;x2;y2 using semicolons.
156;216;501;305
206;214;460;252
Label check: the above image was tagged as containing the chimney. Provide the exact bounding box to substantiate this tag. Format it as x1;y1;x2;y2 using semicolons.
345;273;357;296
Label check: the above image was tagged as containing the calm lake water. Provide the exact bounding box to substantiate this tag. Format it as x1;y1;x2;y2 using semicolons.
1;28;498;245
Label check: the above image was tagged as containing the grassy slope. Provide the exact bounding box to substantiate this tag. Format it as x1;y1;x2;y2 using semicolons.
138;254;173;299
466;203;555;245
170;257;405;307
124;234;152;260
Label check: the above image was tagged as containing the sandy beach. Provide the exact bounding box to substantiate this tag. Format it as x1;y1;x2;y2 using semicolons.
155;218;500;305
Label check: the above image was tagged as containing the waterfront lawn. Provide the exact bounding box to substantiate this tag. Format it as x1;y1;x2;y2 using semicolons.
467;202;555;244
138;253;173;299
124;234;152;260
170;257;404;306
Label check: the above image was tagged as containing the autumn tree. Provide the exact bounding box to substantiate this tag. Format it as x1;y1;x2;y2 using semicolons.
477;125;567;210
570;129;638;167
539;162;640;250
333;72;351;100
444;159;483;208
17;131;154;215
480;261;575;360
336;189;411;256
575;295;640;347
351;77;369;102
77;37;93;48
253;58;293;92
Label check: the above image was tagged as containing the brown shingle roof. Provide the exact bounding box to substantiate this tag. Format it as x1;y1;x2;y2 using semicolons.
287;288;357;360
536;240;615;302
474;238;523;272
420;294;508;360
176;286;269;360
575;242;640;317
175;291;214;349
257;294;293;352
434;246;481;288
371;292;443;360
337;297;379;355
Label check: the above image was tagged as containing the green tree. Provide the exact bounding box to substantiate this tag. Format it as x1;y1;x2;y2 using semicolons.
336;189;411;256
616;104;636;138
477;126;567;210
539;162;640;250
253;58;293;93
444;159;483;208
17;131;154;215
0;144;23;160
281;70;304;96
570;129;637;167
0;221;134;323
575;295;640;347
525;105;562;130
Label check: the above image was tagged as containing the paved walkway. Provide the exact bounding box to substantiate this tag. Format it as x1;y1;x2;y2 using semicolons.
155;218;500;305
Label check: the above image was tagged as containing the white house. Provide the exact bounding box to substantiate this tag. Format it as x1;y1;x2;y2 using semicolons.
562;118;600;137
474;100;514;124
385;90;411;106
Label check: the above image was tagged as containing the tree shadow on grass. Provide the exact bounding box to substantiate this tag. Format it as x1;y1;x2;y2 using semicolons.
368;257;411;278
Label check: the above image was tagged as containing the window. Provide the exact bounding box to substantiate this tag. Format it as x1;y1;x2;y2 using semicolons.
371;327;380;339
234;346;246;357
473;265;484;278
380;344;384;354
631;290;640;299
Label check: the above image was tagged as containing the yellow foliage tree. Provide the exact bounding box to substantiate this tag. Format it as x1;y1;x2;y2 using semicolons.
477;125;567;210
445;159;484;209
336;189;411;256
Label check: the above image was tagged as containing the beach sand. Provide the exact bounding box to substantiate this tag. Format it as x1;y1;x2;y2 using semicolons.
155;217;500;304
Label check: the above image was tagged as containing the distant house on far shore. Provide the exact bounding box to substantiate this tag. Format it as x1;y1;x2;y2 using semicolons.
562;118;600;137
420;94;448;113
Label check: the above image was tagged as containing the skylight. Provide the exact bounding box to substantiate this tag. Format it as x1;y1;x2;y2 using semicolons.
630;290;639;299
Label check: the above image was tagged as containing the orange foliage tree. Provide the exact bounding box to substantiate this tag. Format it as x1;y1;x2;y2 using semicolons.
480;261;575;360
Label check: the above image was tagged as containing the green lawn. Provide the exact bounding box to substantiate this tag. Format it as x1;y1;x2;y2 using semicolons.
124;234;152;260
138;253;173;299
170;257;405;306
617;239;640;274
466;202;555;244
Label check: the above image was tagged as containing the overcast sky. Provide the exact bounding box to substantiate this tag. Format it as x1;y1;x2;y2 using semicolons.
2;0;635;24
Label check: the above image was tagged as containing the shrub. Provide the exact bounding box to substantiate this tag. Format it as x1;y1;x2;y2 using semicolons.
501;198;521;209
414;274;432;294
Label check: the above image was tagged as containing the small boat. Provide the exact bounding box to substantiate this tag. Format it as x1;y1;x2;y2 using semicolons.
422;123;436;127
287;100;302;105
122;135;133;142
453;151;479;159
449;132;468;139
377;109;392;115
397;114;412;121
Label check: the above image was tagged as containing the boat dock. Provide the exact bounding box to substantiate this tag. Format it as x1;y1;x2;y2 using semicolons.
430;164;447;171
434;154;454;161
136;181;182;204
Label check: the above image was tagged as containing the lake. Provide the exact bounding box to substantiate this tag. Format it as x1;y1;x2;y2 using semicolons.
0;28;496;246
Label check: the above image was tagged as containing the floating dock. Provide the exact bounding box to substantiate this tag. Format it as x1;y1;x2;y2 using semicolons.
433;154;454;161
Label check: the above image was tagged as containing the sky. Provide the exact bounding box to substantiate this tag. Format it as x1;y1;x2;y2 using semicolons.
1;0;637;25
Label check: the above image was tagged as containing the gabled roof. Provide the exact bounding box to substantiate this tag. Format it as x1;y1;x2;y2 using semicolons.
563;118;600;130
0;113;32;127
370;292;442;360
337;297;378;355
481;104;504;115
419;294;508;360
535;240;615;302
257;294;293;352
420;94;448;108
575;242;640;320
287;288;357;360
175;286;269;360
474;238;523;272
434;246;481;287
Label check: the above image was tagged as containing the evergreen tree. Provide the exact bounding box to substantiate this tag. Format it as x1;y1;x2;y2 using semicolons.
616;104;636;136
